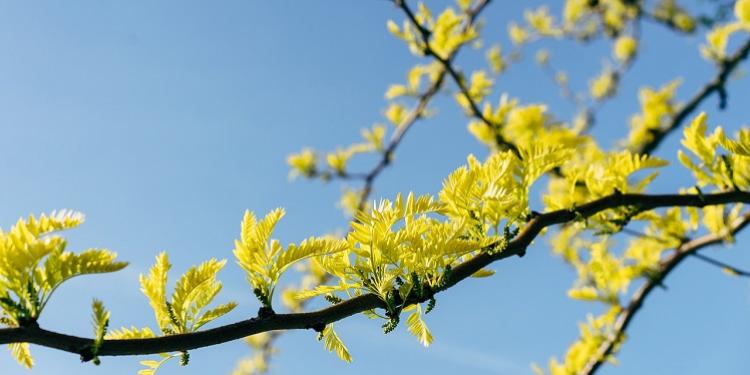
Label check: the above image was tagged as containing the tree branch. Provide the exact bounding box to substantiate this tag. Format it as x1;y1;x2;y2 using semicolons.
1;190;748;359
394;0;521;156
579;210;750;375
636;37;750;156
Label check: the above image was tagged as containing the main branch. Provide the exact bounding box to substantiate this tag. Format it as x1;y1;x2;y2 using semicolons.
1;190;748;359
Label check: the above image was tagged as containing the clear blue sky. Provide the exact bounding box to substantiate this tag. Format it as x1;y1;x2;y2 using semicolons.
1;1;748;374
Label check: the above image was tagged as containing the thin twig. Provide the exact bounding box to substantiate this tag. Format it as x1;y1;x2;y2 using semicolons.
692;251;750;277
394;0;521;156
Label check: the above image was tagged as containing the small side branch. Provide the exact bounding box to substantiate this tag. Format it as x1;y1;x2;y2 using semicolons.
579;211;750;375
692;252;750;277
637;37;750;156
394;0;521;156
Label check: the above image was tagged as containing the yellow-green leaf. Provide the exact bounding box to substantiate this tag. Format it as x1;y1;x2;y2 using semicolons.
91;299;110;348
106;326;156;340
319;324;352;363
140;252;171;331
406;304;433;347
8;342;33;369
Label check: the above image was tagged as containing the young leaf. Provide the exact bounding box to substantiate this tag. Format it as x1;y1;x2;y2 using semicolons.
235;208;350;307
91;298;110;360
194;302;238;330
171;258;227;329
0;211;127;325
106;326;156;340
140;252;172;331
40;249;128;306
275;237;348;275
7;342;33;369
406;304;433;347
319;324;352;363
140;253;236;335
